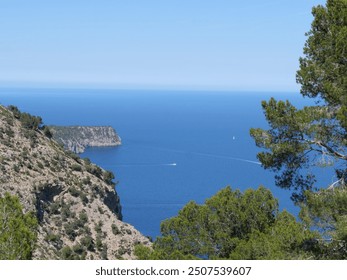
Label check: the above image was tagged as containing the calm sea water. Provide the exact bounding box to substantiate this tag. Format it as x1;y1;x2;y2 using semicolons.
0;88;334;238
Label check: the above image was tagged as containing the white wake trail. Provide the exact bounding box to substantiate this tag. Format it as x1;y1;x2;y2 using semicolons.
139;145;261;165
108;163;177;167
193;152;261;165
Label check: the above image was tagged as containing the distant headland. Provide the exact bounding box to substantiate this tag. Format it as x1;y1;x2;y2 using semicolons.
49;126;121;153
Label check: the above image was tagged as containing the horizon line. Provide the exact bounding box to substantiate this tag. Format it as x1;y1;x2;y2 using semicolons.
0;79;300;94
0;83;300;95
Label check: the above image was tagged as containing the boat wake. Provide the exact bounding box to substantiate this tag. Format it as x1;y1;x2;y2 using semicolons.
192;152;261;165
109;163;177;167
108;147;261;168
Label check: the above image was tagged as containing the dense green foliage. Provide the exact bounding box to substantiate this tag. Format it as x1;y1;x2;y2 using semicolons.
297;0;347;110
0;193;38;259
300;188;347;259
250;0;347;202
136;187;316;260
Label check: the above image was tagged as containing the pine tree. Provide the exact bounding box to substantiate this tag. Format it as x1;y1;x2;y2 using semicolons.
250;0;347;202
0;193;38;259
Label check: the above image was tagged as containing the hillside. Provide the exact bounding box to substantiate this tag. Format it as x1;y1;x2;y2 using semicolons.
49;126;121;153
0;105;149;259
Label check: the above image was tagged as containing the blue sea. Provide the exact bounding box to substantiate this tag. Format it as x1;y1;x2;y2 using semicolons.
0;88;335;238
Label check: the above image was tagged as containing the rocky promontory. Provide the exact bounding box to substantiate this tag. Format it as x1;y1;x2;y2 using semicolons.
49;126;121;153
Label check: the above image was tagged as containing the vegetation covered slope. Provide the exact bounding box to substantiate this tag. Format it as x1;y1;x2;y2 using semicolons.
135;187;319;260
0;105;149;259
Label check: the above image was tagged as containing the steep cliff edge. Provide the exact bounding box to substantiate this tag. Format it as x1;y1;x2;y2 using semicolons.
0;105;149;259
49;126;121;153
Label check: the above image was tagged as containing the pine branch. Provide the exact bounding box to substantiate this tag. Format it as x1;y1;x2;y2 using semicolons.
307;139;347;160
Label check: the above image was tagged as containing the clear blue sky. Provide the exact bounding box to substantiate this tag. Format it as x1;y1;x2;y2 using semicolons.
0;0;326;91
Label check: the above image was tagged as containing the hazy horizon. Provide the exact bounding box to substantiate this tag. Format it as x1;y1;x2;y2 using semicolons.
0;83;302;94
0;0;325;92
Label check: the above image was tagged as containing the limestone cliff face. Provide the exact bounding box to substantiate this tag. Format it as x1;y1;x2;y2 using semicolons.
49;126;121;153
0;105;149;260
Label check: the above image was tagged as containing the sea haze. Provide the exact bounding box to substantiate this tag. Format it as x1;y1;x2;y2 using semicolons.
0;88;335;238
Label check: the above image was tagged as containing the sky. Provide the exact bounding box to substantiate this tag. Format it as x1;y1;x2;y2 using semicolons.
0;0;326;91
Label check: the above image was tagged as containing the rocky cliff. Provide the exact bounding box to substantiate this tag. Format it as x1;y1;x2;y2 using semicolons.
0;105;149;259
49;126;121;153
